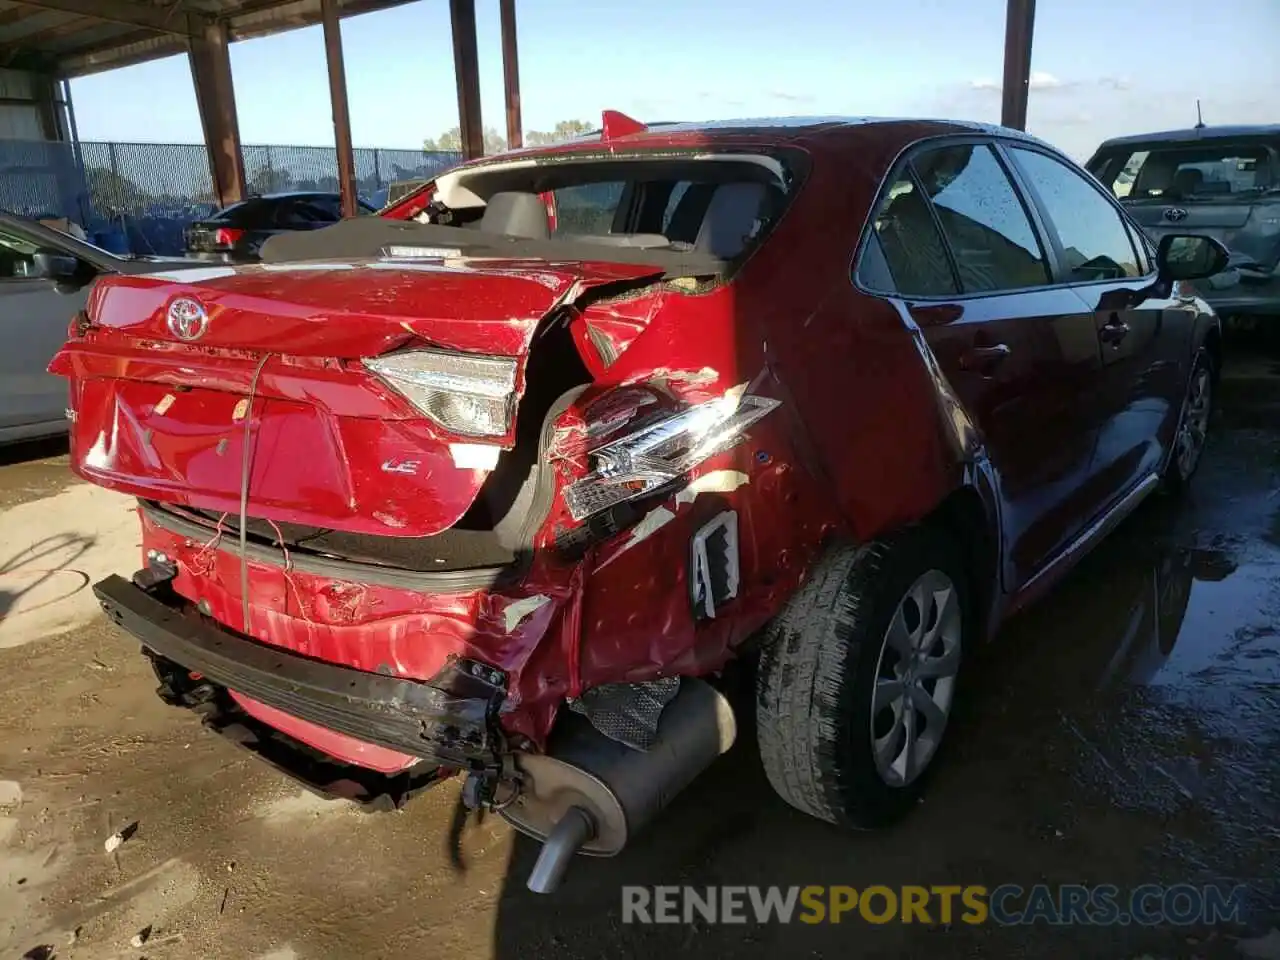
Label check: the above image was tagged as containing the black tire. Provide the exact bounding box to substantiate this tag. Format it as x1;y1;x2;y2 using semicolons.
755;526;971;828
1162;348;1214;494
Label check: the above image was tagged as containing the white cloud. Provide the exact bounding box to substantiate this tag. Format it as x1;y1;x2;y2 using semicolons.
969;71;1066;94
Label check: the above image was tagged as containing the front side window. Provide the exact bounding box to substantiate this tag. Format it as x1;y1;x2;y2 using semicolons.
1011;147;1141;282
912;144;1050;293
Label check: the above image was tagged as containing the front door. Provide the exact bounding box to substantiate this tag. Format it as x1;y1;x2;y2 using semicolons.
868;142;1106;588
1005;145;1194;500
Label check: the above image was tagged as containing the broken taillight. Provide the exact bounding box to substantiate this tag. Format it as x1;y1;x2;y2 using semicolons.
362;349;519;438
563;385;779;521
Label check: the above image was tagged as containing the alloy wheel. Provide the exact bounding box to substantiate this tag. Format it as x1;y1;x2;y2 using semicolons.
869;569;962;787
1175;367;1212;480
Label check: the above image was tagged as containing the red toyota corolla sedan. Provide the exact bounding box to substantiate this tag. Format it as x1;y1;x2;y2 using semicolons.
52;114;1227;893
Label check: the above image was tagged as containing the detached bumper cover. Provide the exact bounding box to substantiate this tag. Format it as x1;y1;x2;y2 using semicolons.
93;574;507;767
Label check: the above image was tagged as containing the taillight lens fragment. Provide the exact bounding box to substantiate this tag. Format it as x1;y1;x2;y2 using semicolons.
563;386;779;521
363;349;518;438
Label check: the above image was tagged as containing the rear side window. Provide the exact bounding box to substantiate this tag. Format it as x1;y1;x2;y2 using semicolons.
1010;147;1141;282
913;144;1050;293
865;174;957;296
553;182;626;234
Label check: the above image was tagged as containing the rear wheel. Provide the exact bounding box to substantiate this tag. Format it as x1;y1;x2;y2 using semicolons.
1164;348;1214;493
755;527;970;827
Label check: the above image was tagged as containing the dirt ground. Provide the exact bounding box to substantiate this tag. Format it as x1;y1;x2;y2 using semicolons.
2;336;1280;960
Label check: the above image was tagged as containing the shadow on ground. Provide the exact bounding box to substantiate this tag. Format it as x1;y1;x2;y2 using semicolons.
0;435;68;469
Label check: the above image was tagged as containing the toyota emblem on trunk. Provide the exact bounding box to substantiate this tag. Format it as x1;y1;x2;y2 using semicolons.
167;297;208;341
1163;207;1188;222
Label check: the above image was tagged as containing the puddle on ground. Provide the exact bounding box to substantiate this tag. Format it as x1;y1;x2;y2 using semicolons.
1094;547;1280;692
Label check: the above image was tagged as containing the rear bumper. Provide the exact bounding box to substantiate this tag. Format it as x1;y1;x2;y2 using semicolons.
94;573;508;769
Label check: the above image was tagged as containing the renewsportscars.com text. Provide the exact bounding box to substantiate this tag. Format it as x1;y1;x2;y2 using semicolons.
621;884;1246;926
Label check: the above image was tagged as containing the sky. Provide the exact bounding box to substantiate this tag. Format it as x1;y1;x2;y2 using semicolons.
69;0;1280;161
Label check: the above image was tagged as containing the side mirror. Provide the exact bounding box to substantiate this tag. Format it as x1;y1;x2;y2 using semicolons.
31;249;81;284
1156;233;1230;282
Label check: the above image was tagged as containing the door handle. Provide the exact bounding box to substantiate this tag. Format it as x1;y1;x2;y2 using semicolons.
960;342;1011;371
1100;313;1130;345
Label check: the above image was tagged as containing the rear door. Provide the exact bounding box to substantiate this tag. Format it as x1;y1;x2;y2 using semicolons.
1007;143;1191;499
0;226;89;432
863;140;1106;588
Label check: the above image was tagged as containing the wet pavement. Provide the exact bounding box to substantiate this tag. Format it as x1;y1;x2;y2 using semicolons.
1;338;1279;959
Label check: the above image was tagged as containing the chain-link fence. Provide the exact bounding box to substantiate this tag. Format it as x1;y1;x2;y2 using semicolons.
0;138;461;255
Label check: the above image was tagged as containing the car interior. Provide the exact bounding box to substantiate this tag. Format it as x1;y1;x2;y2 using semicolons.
259;156;796;275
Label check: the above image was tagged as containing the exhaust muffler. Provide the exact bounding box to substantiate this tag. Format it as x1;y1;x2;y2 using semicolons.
501;677;737;893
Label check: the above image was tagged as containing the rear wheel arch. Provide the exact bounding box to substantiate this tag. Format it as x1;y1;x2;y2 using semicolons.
922;482;1000;641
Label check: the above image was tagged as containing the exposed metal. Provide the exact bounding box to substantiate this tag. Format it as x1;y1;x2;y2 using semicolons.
567;677;681;750
503;678;737;888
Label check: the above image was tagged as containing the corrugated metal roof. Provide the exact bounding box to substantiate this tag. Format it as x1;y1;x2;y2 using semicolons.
0;0;415;77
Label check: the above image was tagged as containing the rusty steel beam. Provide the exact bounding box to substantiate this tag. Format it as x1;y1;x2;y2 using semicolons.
449;0;482;159
1000;0;1036;131
320;0;358;218
188;20;245;208
499;0;521;149
9;0;204;38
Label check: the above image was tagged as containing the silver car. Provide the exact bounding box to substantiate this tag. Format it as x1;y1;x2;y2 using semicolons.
1087;124;1280;321
0;213;192;445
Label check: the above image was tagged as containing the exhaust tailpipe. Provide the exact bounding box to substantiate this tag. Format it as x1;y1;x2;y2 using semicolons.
502;678;737;894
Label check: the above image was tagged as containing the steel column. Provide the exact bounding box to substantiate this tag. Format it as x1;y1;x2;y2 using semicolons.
499;0;521;149
1000;0;1036;131
321;0;358;218
188;20;245;207
449;0;483;159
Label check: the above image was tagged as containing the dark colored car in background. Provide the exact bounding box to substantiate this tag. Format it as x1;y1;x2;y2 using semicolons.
183;190;376;262
54;116;1228;893
1087;124;1280;321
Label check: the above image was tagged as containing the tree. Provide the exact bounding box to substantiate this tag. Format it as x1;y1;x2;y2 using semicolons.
247;166;294;195
525;119;592;145
423;126;507;155
85;167;150;215
423;127;461;152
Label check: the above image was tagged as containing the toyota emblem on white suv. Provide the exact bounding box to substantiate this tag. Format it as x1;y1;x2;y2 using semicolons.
166;297;208;341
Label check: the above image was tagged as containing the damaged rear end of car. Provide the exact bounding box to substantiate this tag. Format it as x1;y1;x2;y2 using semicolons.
52;136;844;891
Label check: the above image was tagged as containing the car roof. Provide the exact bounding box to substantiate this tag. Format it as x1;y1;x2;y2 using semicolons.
1095;123;1280;150
481;115;1053;162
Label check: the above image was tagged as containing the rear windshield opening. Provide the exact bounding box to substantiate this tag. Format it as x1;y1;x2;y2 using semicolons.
259;153;800;276
1090;143;1278;202
429;155;794;260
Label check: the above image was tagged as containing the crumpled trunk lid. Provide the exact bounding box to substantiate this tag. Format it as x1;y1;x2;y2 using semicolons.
51;258;660;537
